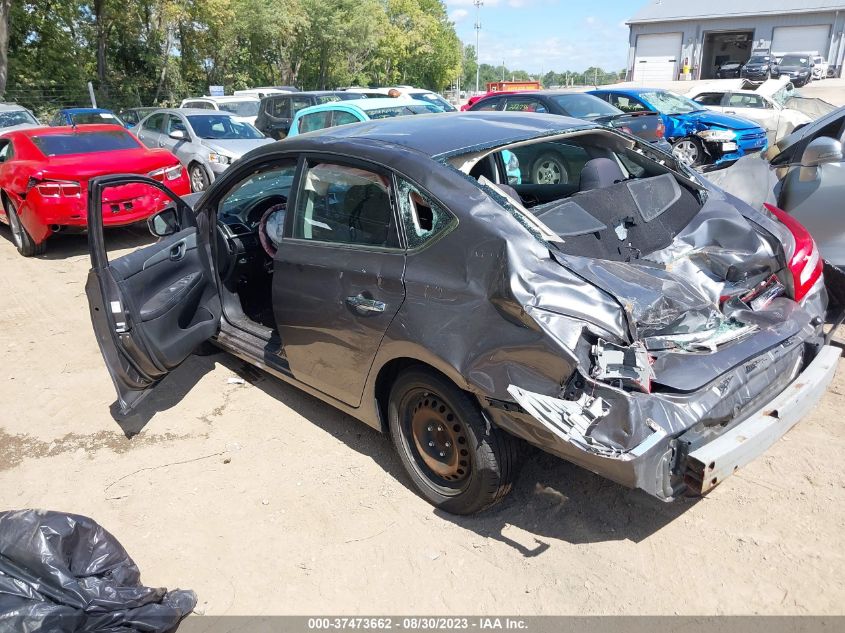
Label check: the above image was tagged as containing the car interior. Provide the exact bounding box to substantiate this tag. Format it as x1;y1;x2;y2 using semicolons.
214;164;296;336
213;159;399;340
461;130;705;262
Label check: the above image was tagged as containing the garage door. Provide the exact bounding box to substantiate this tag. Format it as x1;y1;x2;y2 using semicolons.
772;25;831;56
633;33;681;81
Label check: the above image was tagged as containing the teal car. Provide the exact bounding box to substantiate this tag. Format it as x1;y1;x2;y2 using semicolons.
288;98;519;183
287;98;442;136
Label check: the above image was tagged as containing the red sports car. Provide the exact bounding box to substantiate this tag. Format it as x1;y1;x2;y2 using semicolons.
0;124;190;256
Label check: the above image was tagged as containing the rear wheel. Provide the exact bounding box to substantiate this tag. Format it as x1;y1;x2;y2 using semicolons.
189;163;210;193
671;137;703;167
4;196;45;257
388;368;519;514
530;153;569;185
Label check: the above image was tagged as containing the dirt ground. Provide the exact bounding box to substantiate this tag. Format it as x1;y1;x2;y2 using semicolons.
2;195;845;613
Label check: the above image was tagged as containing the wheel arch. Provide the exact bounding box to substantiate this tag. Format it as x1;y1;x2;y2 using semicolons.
188;159;213;180
371;356;475;435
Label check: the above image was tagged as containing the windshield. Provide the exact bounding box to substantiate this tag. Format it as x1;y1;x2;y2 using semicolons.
187;115;264;139
365;104;443;119
551;94;621;118
217;100;260;117
748;56;771;64
31;130;141;156
412;92;456;112
780;55;809;66
70;111;124;126
0;109;37;128
640;91;702;115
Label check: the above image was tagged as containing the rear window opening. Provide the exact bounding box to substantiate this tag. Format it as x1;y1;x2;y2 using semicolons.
454;129;705;259
31;130;141;156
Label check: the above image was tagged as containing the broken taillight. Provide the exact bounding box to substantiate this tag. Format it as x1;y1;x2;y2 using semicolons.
764;203;823;302
655;118;665;139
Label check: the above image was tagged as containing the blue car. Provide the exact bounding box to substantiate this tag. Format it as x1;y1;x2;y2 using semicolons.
590;88;767;168
49;107;125;127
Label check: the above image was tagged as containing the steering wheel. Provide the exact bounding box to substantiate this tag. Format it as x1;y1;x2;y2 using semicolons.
258;202;287;258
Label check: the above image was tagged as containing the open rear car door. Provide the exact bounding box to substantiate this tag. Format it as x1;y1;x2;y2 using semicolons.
86;174;221;413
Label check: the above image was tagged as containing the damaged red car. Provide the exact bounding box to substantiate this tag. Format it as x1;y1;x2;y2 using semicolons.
0;124;189;256
85;112;838;514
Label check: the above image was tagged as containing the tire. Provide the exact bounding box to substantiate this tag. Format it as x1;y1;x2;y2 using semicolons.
671;137;704;167
530;152;569;185
4;196;45;257
189;163;210;193
388;367;519;514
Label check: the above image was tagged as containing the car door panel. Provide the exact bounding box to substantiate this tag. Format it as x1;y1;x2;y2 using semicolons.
780;162;845;268
274;244;405;405
86;175;220;412
273;158;406;407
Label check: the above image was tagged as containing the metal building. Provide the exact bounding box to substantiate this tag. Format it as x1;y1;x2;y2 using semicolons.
627;0;845;80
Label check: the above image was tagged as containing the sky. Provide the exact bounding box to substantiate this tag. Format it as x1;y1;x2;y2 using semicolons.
446;0;641;75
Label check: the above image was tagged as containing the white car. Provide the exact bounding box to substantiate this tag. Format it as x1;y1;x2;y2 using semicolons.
233;87;293;98
0;103;40;133
687;79;811;142
179;96;261;125
811;55;829;80
340;86;457;112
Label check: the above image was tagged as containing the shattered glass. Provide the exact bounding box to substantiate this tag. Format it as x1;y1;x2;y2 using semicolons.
396;178;456;248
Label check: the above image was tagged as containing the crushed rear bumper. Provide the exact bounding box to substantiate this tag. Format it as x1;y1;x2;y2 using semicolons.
683;344;840;494
490;345;839;500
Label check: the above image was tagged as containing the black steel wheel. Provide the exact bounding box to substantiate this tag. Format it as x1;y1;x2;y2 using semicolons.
388;367;519;514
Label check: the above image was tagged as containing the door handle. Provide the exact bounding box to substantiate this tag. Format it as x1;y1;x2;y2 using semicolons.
725;110;736;114
346;294;385;314
170;240;186;261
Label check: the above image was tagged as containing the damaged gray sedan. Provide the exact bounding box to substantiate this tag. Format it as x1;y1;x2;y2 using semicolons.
85;112;839;514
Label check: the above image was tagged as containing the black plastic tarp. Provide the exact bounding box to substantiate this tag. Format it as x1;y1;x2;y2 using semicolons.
0;510;195;632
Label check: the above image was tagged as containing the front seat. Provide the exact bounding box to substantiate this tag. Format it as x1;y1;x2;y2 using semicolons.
579;158;625;192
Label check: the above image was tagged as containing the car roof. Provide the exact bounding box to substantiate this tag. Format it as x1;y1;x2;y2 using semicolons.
183;96;259;102
159;108;238;116
592;88;654;96
294;98;418;117
60;107;114;114
0;103;29;112
275;111;594;159
11;123;129;137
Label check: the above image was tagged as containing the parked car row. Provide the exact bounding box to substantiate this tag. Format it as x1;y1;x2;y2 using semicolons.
717;53;826;87
590;88;769;167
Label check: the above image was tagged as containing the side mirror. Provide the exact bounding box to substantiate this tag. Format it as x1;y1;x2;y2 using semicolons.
169;129;186;140
799;136;842;182
802;136;843;167
147;206;180;237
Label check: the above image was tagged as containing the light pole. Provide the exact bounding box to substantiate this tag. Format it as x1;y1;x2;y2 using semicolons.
474;0;483;93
